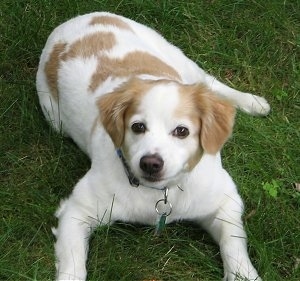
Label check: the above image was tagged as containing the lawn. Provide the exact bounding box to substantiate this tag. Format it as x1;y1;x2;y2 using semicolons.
0;0;299;280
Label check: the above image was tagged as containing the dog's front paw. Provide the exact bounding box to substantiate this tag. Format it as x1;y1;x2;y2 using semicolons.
56;272;86;281
223;270;262;281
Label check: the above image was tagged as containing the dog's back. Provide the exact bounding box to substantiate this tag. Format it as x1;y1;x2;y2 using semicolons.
36;12;206;154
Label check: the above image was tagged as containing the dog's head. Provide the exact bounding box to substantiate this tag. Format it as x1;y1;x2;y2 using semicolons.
98;78;235;189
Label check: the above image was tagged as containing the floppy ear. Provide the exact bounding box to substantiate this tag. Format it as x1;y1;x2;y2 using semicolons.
97;78;146;147
97;91;128;147
193;85;236;154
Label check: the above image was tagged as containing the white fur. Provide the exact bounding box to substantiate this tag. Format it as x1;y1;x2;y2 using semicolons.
36;12;269;281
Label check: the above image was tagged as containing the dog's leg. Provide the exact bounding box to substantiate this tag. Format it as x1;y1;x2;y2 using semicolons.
53;172;107;281
204;74;270;116
53;207;91;280
202;193;261;281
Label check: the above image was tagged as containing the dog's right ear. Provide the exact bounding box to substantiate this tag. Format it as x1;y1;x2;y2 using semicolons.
191;84;236;154
97;78;146;147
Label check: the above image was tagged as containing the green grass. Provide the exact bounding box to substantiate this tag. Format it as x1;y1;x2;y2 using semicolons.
0;0;299;280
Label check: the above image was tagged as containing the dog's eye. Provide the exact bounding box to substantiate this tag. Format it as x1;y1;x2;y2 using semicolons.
131;122;146;134
173;126;189;139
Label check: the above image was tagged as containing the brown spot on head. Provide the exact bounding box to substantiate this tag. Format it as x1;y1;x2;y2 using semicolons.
61;32;116;60
178;83;235;156
89;15;134;32
44;43;67;101
90;51;181;92
97;78;155;147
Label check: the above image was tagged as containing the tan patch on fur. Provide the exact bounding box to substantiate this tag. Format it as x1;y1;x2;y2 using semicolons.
89;51;181;92
178;84;235;156
44;32;116;100
89;15;134;32
200;95;235;154
44;43;67;101
45;27;180;97
97;78;156;147
61;32;116;60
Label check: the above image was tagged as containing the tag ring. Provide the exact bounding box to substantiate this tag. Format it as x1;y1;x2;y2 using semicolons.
155;199;172;216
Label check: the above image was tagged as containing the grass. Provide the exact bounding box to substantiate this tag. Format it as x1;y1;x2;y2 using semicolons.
0;0;299;280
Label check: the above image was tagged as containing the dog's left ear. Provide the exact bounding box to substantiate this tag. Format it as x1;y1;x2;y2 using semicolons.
97;78;145;147
97;88;132;148
193;85;236;154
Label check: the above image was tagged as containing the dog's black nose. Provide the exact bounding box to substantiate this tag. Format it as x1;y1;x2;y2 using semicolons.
140;154;164;174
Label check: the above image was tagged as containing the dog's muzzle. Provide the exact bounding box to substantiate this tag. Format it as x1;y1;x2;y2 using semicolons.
139;153;164;182
117;149;168;189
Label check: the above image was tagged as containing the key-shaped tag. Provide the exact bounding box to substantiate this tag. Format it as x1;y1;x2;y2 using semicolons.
154;188;172;236
155;212;167;236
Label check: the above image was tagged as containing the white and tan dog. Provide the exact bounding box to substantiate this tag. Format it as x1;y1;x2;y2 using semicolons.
36;12;269;281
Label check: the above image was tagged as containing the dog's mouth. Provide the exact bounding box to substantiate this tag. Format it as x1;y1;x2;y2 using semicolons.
140;172;182;190
142;173;163;183
140;174;167;190
140;171;181;189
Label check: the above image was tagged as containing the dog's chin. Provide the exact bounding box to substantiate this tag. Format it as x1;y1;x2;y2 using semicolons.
139;175;161;188
139;174;180;190
142;174;162;182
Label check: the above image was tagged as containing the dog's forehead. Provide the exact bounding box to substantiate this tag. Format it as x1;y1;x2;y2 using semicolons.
137;82;181;118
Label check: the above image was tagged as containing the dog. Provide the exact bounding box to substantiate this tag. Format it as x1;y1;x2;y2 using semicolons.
36;12;270;281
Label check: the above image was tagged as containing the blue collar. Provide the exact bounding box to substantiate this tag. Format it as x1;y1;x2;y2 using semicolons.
116;149;140;187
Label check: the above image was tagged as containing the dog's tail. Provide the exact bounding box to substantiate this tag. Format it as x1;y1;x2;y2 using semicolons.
206;75;271;116
227;92;270;116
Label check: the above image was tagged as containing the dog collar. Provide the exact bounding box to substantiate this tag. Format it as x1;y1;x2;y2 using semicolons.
116;149;140;187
